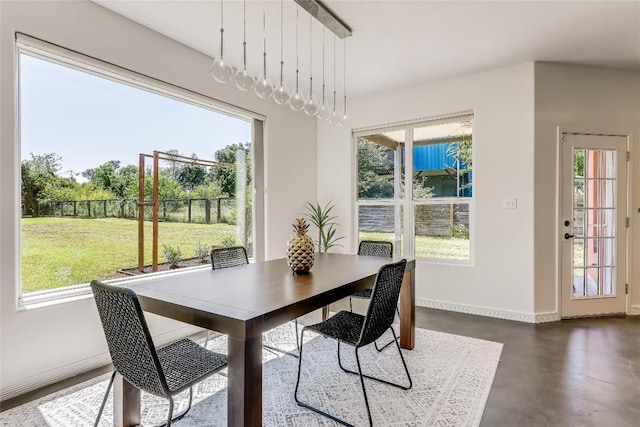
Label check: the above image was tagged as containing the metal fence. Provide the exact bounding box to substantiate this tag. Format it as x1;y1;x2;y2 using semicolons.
35;197;236;224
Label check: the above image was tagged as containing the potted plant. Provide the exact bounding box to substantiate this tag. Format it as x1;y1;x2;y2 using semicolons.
304;201;345;253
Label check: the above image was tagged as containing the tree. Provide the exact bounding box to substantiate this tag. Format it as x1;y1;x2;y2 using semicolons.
357;138;394;198
446;136;473;192
21;153;64;216
211;142;252;197
177;155;207;191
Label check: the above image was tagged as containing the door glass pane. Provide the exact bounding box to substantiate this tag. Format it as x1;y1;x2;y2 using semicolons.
573;267;586;297
600;209;615;237
573;209;585;237
573;180;585;207
598;180;615;208
358;205;403;256
584;267;599;296
573;239;585;267
601;267;614;295
599;149;616;179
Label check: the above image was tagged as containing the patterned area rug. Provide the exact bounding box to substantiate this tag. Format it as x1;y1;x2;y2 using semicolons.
0;320;503;426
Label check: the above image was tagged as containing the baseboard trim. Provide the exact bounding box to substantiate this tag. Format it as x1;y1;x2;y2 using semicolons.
415;298;562;324
628;305;640;316
534;311;561;323
0;325;198;402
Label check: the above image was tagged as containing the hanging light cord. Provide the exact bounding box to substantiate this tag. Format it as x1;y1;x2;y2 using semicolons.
219;0;225;59
295;8;300;92
279;0;284;84
262;0;267;77
321;27;325;104
332;33;337;110
343;38;347;114
242;0;247;69
309;15;313;93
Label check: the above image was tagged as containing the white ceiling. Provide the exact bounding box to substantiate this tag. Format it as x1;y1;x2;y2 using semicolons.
94;1;640;97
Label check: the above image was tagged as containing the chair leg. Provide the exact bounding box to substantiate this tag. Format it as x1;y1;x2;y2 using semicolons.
94;371;116;427
349;297;353;312
355;347;373;427
166;396;174;427
373;306;401;352
391;328;412;390
338;329;411;390
263;319;300;358
295;330;354;427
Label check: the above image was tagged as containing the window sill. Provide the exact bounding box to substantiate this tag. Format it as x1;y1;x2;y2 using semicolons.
415;257;475;267
17;264;212;311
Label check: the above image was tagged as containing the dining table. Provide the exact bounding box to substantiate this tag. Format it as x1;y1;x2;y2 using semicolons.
113;252;415;427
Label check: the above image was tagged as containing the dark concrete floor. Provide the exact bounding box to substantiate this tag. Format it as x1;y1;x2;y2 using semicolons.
416;309;640;427
2;308;639;426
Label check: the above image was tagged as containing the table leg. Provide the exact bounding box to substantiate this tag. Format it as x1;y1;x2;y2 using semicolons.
228;335;263;426
113;373;140;427
399;268;415;349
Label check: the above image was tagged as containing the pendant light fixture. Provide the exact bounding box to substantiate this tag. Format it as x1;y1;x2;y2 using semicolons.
210;0;233;83
316;27;331;120
255;1;274;99
234;0;255;91
289;7;306;111
273;0;291;105
327;33;340;125
303;15;319;116
339;38;351;127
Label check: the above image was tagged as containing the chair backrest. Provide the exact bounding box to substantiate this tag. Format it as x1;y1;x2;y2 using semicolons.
91;280;169;397
357;259;407;347
358;240;393;258
210;246;249;270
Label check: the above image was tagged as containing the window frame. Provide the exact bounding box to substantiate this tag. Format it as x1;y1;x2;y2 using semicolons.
354;112;475;265
15;34;264;307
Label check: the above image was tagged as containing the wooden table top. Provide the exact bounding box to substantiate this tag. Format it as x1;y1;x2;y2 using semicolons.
129;253;414;339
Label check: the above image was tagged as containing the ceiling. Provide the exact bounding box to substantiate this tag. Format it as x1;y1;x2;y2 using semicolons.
94;1;640;97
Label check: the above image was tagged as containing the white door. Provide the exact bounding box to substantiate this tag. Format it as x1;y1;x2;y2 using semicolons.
560;133;628;317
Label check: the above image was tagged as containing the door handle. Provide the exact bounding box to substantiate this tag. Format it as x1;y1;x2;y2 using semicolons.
564;233;575;240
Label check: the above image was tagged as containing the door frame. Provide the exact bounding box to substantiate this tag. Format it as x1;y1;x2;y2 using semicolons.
556;127;631;318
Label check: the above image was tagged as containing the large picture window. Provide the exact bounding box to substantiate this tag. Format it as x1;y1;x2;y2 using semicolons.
356;114;473;262
18;38;259;299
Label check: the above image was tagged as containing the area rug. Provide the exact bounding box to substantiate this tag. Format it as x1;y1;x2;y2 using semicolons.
0;321;503;426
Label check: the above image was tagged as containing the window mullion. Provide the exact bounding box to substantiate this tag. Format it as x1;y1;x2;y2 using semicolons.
404;128;414;258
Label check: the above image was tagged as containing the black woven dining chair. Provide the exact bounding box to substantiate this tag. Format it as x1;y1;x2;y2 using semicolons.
294;259;412;427
350;240;399;351
90;280;227;427
210;245;300;356
210;246;249;270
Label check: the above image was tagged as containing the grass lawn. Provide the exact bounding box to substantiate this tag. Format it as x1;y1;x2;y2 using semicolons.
21;217;238;293
360;232;470;260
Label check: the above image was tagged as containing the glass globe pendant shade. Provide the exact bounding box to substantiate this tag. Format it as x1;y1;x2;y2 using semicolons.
328;109;340;125
304;92;319;116
235;68;255;91
273;81;291;105
290;89;306;111
317;101;331;120
255;76;274;99
211;58;233;83
339;113;351;128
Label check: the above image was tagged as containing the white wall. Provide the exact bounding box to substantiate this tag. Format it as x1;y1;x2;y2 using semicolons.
0;0;317;400
534;63;640;315
318;63;538;321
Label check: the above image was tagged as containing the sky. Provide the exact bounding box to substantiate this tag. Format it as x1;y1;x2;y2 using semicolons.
19;53;251;179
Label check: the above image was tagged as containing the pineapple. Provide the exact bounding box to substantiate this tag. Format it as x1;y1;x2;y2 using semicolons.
287;218;315;273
